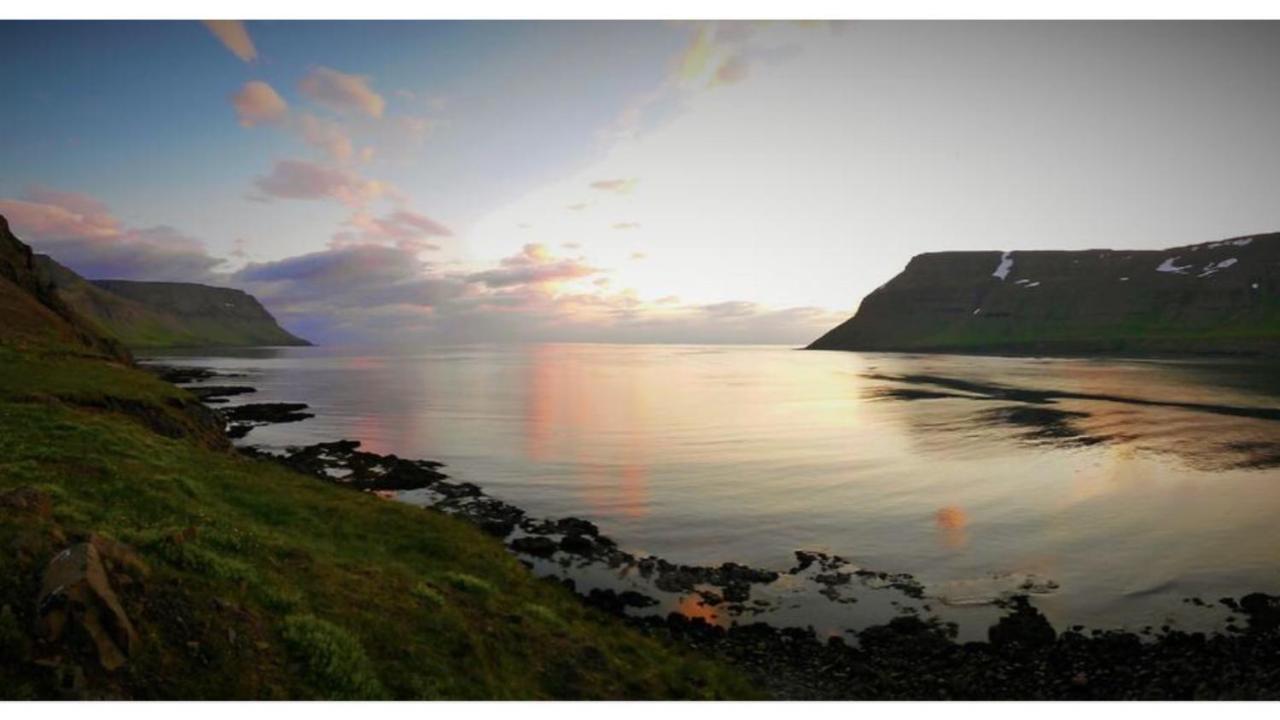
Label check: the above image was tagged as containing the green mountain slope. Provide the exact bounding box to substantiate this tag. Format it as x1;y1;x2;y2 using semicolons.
809;232;1280;356
1;213;750;699
34;255;309;349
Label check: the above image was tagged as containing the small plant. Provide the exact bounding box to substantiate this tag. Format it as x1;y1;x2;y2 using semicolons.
410;581;445;607
280;614;385;700
442;571;494;596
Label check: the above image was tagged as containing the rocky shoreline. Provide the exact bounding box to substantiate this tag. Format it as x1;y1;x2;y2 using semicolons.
145;362;1280;699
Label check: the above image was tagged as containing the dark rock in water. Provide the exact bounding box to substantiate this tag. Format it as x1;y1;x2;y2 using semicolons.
0;486;53;518
37;542;139;671
1238;593;1280;633
187;385;256;403
265;439;447;491
226;424;253;440
146;365;220;384
510;536;558;558
559;534;595;556
221;403;313;424
585;588;659;615
987;596;1056;650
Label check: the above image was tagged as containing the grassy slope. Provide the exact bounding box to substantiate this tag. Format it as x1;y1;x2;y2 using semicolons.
0;243;751;699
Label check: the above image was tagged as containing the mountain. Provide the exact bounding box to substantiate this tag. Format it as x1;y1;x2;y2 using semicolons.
0;215;130;361
33;254;309;349
808;232;1280;357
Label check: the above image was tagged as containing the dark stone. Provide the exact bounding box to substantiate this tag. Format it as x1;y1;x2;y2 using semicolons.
558;534;595;556
510;536;558;558
987;596;1056;650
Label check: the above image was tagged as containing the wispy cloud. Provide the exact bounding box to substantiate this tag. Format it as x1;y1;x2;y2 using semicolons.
589;178;637;194
202;21;257;63
252;159;385;207
466;244;600;288
331;209;452;253
299;66;386;118
232;81;288;127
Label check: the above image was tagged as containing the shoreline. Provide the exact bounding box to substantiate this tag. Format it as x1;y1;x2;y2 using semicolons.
149;362;1280;699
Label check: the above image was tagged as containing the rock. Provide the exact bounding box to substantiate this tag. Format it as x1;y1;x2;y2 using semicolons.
187;386;257;403
1237;592;1280;633
559;534;595;556
987;596;1056;650
221;403;313;424
509;536;558;558
37;543;139;671
0;486;53;518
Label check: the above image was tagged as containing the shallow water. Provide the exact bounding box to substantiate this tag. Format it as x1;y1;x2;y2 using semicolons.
149;343;1280;637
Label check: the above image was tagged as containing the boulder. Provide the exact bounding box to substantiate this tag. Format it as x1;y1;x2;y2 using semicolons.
37;542;139;671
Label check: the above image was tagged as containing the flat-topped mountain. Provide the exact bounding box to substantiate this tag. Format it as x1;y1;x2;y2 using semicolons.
33;253;309;349
808;233;1280;356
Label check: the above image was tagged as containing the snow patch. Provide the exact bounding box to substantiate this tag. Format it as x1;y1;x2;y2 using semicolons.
1119;277;1129;282
1156;257;1192;274
992;251;1013;280
1253;283;1260;290
1025;281;1040;288
972;308;981;315
1198;258;1238;277
1207;237;1254;249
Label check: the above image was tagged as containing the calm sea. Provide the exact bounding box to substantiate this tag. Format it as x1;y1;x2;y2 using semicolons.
148;343;1280;637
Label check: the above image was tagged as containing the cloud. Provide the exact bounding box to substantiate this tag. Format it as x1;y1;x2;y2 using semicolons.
612;222;640;230
232;81;288;127
0;189;221;282
296;113;354;163
299;66;386;118
566;203;588;211
589;178;637;193
202;21;257;63
712;56;749;86
466;244;600;288
330;209;452;252
253;159;385;206
630;252;647;260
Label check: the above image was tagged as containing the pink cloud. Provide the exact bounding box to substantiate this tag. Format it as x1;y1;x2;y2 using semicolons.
202;21;257;63
589;178;637;193
232;81;288;127
299;66;386;118
712;56;749;86
0;189;221;281
296;113;354;163
466;244;600;288
253;159;385;207
331;209;452;252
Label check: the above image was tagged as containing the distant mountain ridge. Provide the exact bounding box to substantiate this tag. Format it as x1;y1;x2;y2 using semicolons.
808;232;1280;357
32;252;309;349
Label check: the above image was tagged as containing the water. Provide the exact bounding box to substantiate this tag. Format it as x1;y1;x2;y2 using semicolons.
149;343;1280;637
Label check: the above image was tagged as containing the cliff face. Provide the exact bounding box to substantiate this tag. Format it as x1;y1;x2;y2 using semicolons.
0;215;130;361
32;256;309;349
91;279;310;348
808;233;1280;356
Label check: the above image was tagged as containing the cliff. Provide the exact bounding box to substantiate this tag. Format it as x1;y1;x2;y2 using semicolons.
33;256;309;349
808;233;1280;357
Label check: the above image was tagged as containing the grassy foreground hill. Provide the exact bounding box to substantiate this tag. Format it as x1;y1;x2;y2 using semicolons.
34;254;309;349
809;232;1280;356
0;214;751;699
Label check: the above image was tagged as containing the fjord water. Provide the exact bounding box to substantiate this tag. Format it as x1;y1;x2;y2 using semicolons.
154;344;1280;635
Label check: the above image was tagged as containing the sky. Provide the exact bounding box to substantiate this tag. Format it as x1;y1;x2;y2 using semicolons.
1;20;1279;345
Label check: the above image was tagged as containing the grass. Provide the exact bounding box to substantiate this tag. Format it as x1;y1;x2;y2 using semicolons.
0;342;752;699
